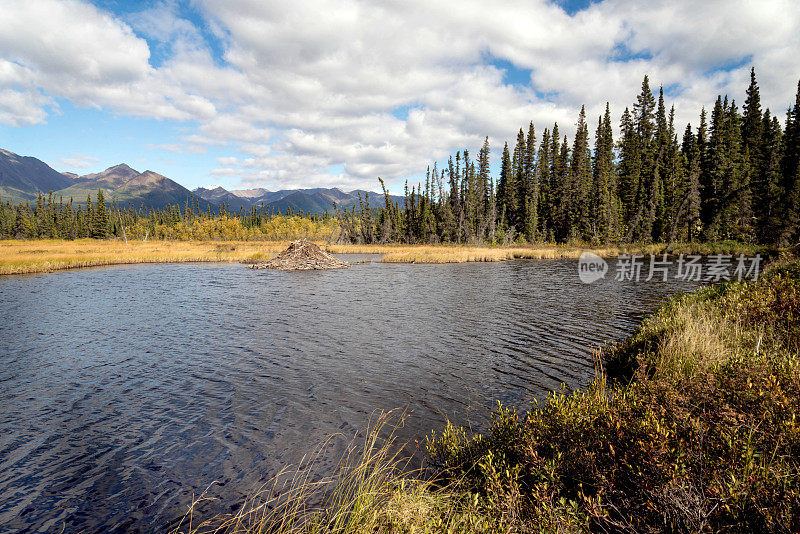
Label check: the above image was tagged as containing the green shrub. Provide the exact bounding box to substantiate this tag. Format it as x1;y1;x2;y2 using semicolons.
429;260;800;533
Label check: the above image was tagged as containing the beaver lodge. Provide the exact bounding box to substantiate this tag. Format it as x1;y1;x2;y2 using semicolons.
246;240;349;270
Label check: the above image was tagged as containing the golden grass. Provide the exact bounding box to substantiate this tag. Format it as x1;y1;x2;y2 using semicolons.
0;239;767;275
0;239;291;275
0;240;620;275
329;243;659;263
651;300;739;379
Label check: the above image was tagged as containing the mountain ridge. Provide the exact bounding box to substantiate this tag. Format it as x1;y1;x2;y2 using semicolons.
0;147;402;214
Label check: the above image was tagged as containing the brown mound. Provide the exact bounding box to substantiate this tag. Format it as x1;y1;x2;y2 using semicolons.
246;240;349;270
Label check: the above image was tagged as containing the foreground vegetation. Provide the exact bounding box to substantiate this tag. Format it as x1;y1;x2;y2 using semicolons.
173;257;799;533
427;258;800;532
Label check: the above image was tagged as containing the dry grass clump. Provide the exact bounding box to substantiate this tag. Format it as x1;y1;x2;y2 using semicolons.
0;239;288;275
325;244;408;255
170;411;491;534
652;302;735;377
1;239;772;274
332;242;760;264
381;246;515;263
377;245;624;263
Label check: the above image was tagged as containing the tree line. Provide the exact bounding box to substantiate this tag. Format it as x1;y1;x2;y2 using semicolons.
0;189;335;241
348;70;800;247
2;70;798;247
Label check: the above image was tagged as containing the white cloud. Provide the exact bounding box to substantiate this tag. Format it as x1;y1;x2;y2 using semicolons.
0;0;217;123
0;87;51;126
58;153;99;169
1;0;798;191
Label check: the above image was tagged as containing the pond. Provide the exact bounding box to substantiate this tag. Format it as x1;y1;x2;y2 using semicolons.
0;258;703;532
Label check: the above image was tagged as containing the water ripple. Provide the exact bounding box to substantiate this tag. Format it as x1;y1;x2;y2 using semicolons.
0;259;701;532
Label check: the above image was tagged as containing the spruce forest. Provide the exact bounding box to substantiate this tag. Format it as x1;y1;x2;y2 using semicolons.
2;70;799;247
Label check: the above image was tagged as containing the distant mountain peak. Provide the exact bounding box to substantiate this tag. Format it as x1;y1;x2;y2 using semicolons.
1;146;402;214
230;187;271;198
0;147;75;198
92;163;139;177
108;163;134;171
75;163;141;190
192;185;246;204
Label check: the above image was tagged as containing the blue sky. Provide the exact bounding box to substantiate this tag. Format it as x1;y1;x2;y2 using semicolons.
1;0;798;194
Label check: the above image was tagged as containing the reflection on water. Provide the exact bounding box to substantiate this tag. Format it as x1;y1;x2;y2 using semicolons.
0;259;701;532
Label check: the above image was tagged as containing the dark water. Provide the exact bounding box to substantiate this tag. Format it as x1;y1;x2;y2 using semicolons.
0;258;702;533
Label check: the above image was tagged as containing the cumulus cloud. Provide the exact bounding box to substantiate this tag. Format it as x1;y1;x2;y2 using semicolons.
1;0;799;190
0;87;52;126
0;0;217;123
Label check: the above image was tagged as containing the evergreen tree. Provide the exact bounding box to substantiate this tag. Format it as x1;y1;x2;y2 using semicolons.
498;142;513;231
549;124;564;239
509;128;526;230
757;111;784;243
536;128;552;239
618;107;640;232
523;122;538;240
477;137;491;241
781;80;800;244
569;105;592;240
554;134;570;241
678;124;702;241
725;99;752;240
742;67;765;181
631;75;657;241
447;155;461;242
593;103;618;241
85;194;94;238
703;96;726;239
93;189;109;238
663;105;682;240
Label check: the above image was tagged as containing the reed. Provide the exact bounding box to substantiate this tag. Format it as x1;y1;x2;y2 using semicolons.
0;239;774;275
330;242;765;264
0;239;287;275
169;411;487;534
326;242;630;261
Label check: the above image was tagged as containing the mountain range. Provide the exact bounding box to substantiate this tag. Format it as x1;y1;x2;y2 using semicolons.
0;148;401;215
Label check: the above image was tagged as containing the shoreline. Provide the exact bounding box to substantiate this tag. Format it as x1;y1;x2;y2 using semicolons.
163;255;800;533
170;255;799;533
0;239;772;276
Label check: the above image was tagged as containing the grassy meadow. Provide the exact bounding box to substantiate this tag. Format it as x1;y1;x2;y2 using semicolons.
0;239;290;275
327;243;631;263
170;256;800;533
0;238;772;275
